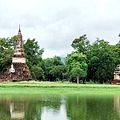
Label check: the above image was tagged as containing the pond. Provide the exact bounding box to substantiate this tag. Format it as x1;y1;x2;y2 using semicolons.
0;94;120;120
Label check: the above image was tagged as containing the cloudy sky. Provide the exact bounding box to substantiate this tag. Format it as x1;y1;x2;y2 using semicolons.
0;0;120;58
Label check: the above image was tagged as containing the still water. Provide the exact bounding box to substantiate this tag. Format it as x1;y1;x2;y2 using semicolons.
0;94;120;120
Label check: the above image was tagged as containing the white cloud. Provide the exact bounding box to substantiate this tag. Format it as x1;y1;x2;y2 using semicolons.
0;0;120;58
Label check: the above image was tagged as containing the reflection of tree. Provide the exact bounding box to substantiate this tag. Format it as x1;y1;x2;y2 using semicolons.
66;95;120;120
114;96;120;117
41;96;61;112
86;96;119;120
25;101;42;120
24;95;62;120
66;95;87;120
0;100;11;120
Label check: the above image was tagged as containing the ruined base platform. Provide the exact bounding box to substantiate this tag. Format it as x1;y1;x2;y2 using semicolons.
111;79;120;85
0;63;32;82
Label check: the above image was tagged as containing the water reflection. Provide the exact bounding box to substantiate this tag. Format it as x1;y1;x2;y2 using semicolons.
10;102;25;119
0;95;120;120
41;103;68;120
114;96;120;117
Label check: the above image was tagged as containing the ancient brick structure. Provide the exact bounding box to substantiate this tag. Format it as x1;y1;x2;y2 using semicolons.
0;26;32;82
112;64;120;84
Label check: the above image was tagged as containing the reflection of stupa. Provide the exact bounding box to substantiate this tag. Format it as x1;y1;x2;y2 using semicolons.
0;26;32;82
114;96;120;117
112;64;120;84
10;102;25;119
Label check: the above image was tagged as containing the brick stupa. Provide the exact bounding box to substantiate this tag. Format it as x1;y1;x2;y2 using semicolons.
112;64;120;84
0;26;32;82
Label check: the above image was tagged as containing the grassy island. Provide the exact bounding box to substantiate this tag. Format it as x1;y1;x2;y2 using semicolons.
0;81;120;95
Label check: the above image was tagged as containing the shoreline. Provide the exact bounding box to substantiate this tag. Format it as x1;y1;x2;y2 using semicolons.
0;81;120;95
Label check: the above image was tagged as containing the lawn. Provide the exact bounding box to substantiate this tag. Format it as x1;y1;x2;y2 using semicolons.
0;81;120;95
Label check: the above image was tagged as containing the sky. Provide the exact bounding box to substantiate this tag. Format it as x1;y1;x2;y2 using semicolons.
0;0;120;58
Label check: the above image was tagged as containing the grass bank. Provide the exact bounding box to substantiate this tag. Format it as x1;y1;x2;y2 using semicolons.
0;81;120;95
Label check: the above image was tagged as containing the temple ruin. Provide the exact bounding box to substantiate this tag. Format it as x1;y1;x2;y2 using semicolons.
112;64;120;84
0;26;32;82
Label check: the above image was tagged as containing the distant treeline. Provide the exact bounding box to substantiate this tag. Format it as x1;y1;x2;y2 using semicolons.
0;34;120;84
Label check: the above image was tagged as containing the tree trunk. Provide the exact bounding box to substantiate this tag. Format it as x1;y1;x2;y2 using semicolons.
83;78;86;84
77;76;79;84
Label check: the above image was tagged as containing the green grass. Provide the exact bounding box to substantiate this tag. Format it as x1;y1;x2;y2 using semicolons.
0;81;120;95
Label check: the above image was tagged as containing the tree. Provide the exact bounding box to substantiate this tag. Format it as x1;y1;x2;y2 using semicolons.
111;41;120;62
31;66;44;81
71;34;90;54
66;53;87;84
24;38;44;70
49;65;67;81
44;56;67;81
0;37;16;73
87;39;118;83
23;39;44;80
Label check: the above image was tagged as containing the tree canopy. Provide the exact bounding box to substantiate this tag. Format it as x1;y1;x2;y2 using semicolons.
66;53;87;84
71;34;90;54
44;56;67;81
0;34;120;84
0;37;16;73
87;39;118;83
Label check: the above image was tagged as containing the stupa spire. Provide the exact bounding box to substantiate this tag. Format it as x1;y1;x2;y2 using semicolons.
17;25;22;41
19;24;21;32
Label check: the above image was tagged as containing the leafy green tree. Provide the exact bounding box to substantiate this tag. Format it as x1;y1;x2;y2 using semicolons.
0;37;16;73
71;34;90;54
23;38;44;70
23;39;45;80
66;53;87;84
44;56;67;81
49;65;67;81
87;39;118;83
111;41;120;62
115;41;120;62
31;66;44;81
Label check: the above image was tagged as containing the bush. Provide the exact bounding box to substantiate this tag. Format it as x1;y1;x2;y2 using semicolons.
31;66;44;81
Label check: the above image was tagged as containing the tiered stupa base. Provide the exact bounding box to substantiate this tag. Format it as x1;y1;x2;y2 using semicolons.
111;79;120;85
1;63;32;82
112;64;120;85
